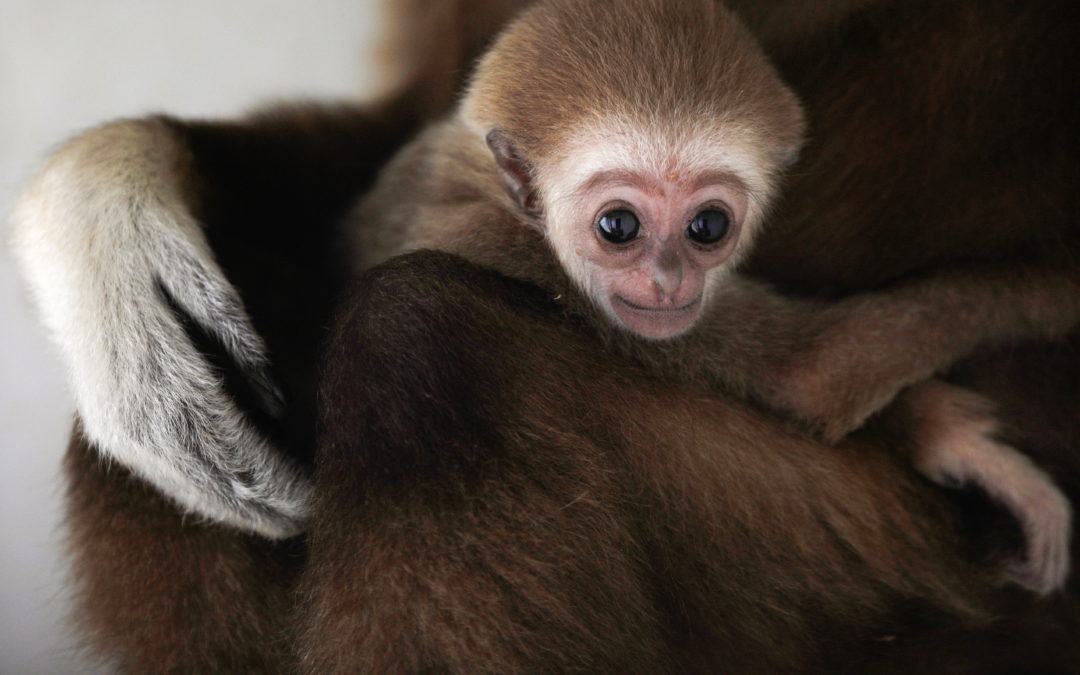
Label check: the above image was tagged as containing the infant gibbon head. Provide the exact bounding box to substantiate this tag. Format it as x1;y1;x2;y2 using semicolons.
462;0;805;339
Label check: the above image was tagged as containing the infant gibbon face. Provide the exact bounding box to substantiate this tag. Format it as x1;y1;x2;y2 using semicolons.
541;129;763;340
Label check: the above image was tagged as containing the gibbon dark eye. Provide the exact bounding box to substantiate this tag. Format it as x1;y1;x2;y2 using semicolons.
597;209;641;244
687;209;730;244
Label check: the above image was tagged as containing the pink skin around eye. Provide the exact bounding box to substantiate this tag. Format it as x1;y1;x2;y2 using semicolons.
574;172;747;340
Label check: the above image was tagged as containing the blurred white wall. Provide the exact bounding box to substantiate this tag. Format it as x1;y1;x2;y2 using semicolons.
0;1;385;671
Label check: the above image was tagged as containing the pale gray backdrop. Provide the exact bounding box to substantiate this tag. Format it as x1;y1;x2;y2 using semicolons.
0;1;387;671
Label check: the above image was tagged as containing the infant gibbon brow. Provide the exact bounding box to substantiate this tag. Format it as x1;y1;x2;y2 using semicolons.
571;168;751;201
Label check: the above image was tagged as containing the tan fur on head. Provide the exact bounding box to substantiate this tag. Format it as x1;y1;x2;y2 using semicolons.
461;0;806;172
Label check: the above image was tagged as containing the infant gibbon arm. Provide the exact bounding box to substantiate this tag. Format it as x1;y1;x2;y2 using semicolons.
673;269;1078;594
682;265;1080;444
782;265;1080;442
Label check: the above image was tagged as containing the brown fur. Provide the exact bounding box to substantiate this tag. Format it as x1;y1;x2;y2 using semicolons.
353;0;1080;439
64;427;303;673
64;252;1080;673
57;95;434;673
745;0;1080;292
53;0;1080;671
299;250;1080;673
735;0;1080;472
377;0;530;120
349;0;1080;593
461;0;804;168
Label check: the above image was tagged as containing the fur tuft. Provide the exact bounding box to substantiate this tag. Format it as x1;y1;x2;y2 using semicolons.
10;118;310;538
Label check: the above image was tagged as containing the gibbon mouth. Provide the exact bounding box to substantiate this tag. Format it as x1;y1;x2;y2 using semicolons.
613;295;702;314
610;294;703;339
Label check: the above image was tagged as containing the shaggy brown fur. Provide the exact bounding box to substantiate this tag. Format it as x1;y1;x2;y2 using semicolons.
350;0;1079;594
57;98;430;673
302;250;1080;673
64;252;1080;673
52;0;1080;671
65;429;302;673
354;0;1080;440
378;0;530;120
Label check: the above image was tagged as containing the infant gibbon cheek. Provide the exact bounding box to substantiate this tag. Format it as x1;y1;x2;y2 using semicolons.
611;265;658;298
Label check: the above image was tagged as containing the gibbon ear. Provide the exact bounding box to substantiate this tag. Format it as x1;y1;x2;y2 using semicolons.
485;128;541;216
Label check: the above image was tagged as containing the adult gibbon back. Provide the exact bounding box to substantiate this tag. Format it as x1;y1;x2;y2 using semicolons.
302;250;1080;673
61;251;1080;673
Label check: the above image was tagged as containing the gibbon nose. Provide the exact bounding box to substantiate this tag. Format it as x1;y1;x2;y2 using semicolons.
651;247;685;302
